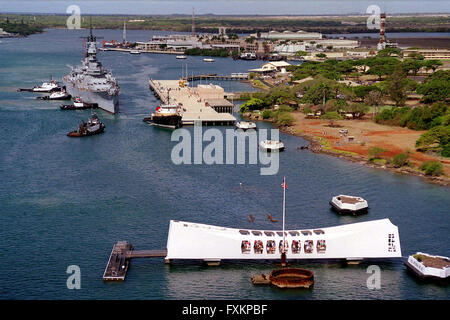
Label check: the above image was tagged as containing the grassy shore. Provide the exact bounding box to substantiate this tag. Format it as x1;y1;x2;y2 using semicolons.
1;13;449;34
280;114;450;186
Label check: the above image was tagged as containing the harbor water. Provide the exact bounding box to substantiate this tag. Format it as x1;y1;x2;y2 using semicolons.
0;29;449;300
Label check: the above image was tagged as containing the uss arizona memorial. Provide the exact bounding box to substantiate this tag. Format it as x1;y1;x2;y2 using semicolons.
165;218;401;264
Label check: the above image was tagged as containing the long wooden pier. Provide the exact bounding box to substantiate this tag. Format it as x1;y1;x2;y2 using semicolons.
148;79;236;126
103;241;167;281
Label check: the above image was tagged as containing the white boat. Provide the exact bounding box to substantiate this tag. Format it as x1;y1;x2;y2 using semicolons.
37;89;71;100
203;58;215;62
330;195;368;215
32;80;60;93
259;140;285;152
235;121;257;131
405;252;450;282
176;55;187;59
130;50;141;54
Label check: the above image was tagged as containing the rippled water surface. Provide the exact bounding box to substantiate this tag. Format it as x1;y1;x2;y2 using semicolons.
0;29;449;300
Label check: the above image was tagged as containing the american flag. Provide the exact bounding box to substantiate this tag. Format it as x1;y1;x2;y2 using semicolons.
281;180;287;189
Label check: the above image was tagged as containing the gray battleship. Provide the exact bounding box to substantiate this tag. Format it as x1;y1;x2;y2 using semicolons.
63;28;119;114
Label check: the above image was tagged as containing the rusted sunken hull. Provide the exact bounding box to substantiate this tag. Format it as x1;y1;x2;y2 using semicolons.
269;268;314;289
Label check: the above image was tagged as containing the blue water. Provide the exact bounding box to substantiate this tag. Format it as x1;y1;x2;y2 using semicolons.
0;29;449;300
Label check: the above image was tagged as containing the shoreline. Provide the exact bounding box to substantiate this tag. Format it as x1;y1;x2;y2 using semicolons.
279;125;450;187
244;113;450;187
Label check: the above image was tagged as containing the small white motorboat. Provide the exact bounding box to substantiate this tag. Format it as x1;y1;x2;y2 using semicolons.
176;55;187;59
203;58;215;62
37;89;71;100
235;121;257;131
130;50;141;54
405;252;450;283
329;195;368;215
259;140;285;152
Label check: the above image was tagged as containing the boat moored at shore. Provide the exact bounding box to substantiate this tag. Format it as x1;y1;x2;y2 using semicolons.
236;121;257;131
259;140;285;152
143;103;183;129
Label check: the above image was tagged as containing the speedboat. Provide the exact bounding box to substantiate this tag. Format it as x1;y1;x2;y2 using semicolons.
67;113;105;137
259;140;285;152
60;97;98;110
176;55;187;59
235;121;257;131
130;50;141;54
329;195;368;215
37;89;71;100
143;103;183;129
405;252;450;283
203;58;214;62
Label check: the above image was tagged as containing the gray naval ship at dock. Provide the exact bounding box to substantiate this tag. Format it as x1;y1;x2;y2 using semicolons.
63;27;119;114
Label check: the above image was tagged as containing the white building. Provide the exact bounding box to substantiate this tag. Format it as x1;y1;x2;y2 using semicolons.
254;30;323;40
0;28;12;37
249;61;292;74
165;219;402;263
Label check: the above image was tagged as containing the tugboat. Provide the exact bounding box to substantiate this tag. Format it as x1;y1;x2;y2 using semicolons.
329;195;369;215
259;140;285;152
236;121;257;131
18;78;60;93
37;88;71;100
143;103;182;129
60;97;98;110
405;252;450;283
67;113;105;137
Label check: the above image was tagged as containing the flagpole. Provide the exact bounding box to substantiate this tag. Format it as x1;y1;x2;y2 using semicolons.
282;176;286;266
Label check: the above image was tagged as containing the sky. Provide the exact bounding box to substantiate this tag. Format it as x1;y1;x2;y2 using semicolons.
0;0;449;15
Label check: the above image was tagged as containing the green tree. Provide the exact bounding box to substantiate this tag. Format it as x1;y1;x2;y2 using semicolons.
420;161;443;176
368;147;387;160
392;153;410;168
386;65;409;107
239;98;265;112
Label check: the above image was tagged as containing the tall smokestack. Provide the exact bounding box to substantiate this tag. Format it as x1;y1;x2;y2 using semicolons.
123;21;127;44
379;13;386;45
192;7;195;37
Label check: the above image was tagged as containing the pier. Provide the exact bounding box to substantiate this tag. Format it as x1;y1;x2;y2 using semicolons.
149;79;236;126
182;73;249;81
103;241;167;281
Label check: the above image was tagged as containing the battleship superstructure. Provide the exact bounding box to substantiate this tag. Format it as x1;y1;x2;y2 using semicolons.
63;27;119;114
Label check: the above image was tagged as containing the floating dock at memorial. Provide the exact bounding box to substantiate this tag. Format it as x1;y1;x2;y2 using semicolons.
149;79;236;126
